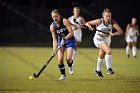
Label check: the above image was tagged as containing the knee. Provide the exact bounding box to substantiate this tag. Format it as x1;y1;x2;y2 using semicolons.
58;58;63;64
66;57;72;63
106;48;111;55
99;53;105;59
66;57;72;64
99;49;106;59
127;43;132;48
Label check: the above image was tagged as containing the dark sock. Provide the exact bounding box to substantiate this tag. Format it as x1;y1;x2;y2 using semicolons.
68;60;73;67
58;64;66;76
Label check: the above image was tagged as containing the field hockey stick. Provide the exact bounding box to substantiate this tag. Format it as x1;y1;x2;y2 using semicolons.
71;23;110;35
71;18;110;35
82;24;110;35
33;46;61;78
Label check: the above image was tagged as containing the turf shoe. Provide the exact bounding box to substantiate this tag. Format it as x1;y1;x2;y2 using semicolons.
107;68;114;75
94;69;103;77
134;55;136;58
69;67;74;75
58;75;66;80
127;54;130;58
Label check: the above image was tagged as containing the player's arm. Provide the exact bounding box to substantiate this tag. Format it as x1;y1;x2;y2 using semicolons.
111;20;123;36
136;24;140;36
85;19;101;31
79;17;86;28
63;18;74;40
50;23;57;52
74;17;86;29
125;24;130;37
68;17;71;22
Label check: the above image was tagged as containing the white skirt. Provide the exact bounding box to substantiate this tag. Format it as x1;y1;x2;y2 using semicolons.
93;34;111;48
73;29;82;42
126;36;137;42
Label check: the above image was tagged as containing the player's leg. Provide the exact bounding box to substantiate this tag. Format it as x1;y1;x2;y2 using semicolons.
99;42;114;75
126;42;132;57
66;47;74;75
94;49;105;77
72;36;81;65
75;41;80;47
132;37;137;58
132;41;137;58
97;49;105;71
57;47;66;80
72;41;80;63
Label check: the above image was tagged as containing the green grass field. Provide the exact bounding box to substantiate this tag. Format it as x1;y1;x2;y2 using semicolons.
0;47;140;93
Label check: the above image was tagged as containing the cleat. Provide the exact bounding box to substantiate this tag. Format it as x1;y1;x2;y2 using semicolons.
94;69;103;77
134;56;136;58
69;67;74;75
127;54;130;58
58;75;66;80
107;68;114;75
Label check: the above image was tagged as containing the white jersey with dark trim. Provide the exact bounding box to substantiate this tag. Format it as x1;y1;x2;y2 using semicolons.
94;18;113;43
126;25;139;42
70;16;82;37
127;26;139;37
96;18;113;37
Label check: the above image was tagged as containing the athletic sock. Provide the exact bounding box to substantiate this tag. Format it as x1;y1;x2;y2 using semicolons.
68;61;74;75
105;54;112;70
72;49;77;64
68;61;73;67
132;46;137;57
126;46;130;56
58;64;66;76
96;57;103;71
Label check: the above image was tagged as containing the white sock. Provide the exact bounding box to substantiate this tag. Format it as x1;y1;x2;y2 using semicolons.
132;46;137;56
105;54;112;70
72;49;77;64
126;46;130;55
96;57;103;71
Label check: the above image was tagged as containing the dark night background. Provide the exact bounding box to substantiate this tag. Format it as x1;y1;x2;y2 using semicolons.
0;0;140;47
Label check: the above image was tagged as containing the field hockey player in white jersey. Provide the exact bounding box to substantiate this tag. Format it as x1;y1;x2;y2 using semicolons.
85;8;123;77
125;17;139;58
68;7;86;64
